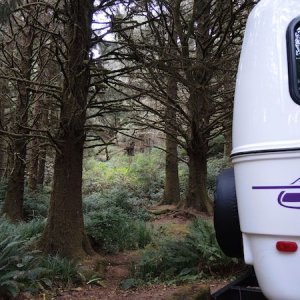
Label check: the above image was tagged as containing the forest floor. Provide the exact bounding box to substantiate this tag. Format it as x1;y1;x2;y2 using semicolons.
19;206;228;300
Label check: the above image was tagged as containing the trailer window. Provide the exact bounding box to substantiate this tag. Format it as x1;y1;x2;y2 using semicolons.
295;26;300;91
287;18;300;105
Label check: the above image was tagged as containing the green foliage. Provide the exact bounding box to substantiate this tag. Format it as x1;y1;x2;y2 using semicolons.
177;155;231;197
0;181;6;203
0;236;46;297
83;150;165;202
17;218;46;240
207;157;231;195
132;218;238;283
208;135;226;158
39;255;81;284
0;217;45;241
85;207;152;254
23;188;50;220
83;188;150;221
0;183;50;221
0;218;81;297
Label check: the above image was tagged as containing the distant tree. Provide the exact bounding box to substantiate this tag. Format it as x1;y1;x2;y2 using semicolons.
1;1;37;221
163;33;180;205
110;0;255;212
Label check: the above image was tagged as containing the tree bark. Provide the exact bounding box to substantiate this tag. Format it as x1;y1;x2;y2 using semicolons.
223;129;232;160
28;140;39;191
40;134;93;257
184;90;213;214
185;145;211;213
37;147;46;185
184;0;213;213
163;76;180;205
0;98;5;179
39;0;94;257
2;21;34;222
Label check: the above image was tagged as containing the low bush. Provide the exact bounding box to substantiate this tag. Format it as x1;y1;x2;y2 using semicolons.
17;218;46;239
23;188;50;220
85;207;152;254
132;218;238;283
0;183;50;220
83;188;150;221
39;255;81;285
82;150;165;203
0;217;45;241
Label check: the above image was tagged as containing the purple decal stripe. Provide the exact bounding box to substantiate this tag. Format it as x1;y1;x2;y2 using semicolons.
253;186;300;190
281;193;300;203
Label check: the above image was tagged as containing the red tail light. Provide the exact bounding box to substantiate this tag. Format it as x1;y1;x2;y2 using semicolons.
276;241;298;253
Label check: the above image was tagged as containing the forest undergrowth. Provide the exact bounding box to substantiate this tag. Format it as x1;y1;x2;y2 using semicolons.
0;149;238;299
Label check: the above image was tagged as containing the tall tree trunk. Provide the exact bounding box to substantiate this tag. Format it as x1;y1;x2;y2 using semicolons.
163;76;180;205
2;22;34;222
184;91;213;214
0;76;9;180
28;40;53;191
37;147;46;185
28;140;39;191
185;143;211;213
39;0;94;257
0;99;5;179
184;0;213;213
40;134;93;256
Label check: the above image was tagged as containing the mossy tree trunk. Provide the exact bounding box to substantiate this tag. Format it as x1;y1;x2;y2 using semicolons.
39;0;94;257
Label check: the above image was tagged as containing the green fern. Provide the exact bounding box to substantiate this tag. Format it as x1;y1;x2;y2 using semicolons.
134;218;239;282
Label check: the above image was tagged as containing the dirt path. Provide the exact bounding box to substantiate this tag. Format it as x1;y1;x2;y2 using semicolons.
45;249;225;300
21;207;226;299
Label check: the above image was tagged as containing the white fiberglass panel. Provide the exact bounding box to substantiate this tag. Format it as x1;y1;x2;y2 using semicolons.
232;0;300;154
243;234;300;300
233;152;300;236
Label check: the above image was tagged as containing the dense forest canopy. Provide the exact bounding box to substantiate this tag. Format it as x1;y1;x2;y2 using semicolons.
0;0;257;298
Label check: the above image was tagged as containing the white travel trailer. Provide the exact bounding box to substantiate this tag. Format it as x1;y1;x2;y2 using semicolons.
214;0;300;299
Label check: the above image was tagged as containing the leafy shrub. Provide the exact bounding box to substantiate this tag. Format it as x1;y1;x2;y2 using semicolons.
39;255;81;284
17;218;46;239
85;207;152;254
0;217;45;241
133;218;238;282
208;135;226;158
83;188;150;221
207;157;231;196
0;183;50;221
127;150;165;197
23;188;50;220
83;150;165;202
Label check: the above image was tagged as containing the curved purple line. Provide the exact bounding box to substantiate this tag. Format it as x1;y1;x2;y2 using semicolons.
278;191;300;209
